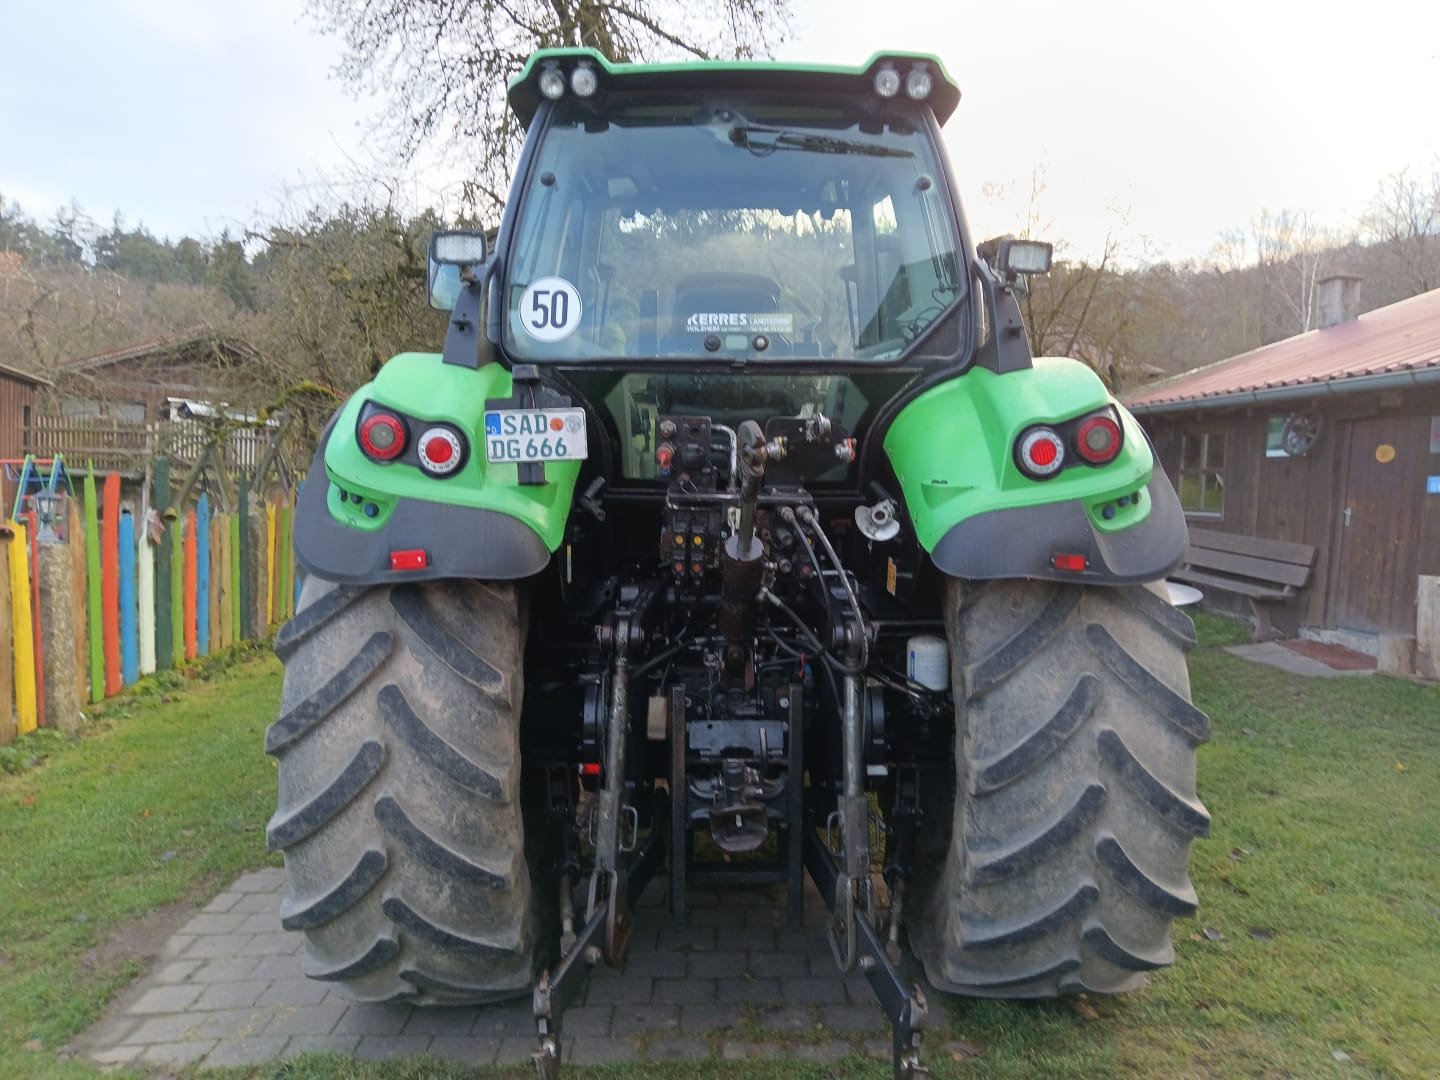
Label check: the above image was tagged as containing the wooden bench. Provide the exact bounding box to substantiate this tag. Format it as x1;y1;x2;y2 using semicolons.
1171;527;1317;641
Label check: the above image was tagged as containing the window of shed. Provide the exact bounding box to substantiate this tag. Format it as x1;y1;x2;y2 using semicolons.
1177;431;1225;516
1265;416;1288;457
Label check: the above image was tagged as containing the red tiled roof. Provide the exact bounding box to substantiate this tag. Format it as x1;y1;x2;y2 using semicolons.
1125;287;1440;411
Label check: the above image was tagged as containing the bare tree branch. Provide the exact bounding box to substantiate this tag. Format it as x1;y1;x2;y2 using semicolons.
304;0;790;221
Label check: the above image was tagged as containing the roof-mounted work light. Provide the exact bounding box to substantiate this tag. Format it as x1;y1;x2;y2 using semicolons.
538;62;567;100
873;66;901;98
570;62;598;97
904;67;933;100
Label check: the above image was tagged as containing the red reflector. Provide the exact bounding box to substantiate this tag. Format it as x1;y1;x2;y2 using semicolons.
389;548;429;571
1017;427;1066;478
1052;552;1088;572
579;763;601;777
416;426;464;476
1029;438;1058;467
424;435;454;464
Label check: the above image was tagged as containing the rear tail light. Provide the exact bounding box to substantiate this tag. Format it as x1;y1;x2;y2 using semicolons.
1074;410;1124;465
1016;427;1066;479
358;411;406;462
416;426;466;477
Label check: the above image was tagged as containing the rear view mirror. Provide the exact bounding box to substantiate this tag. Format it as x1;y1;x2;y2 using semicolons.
427;230;489;310
428;263;463;310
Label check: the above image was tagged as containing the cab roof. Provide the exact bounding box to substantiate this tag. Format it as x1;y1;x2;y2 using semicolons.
506;49;961;129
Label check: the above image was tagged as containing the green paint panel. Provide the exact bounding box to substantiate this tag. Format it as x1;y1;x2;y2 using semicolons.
883;358;1156;552
153;460;173;671
83;470;103;704
321;357;581;553
277;505;293;621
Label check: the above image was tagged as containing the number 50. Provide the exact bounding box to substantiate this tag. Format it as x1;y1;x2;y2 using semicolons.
529;289;569;330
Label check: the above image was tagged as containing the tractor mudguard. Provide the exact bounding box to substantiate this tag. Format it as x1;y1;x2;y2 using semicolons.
883;357;1186;584
293;353;581;585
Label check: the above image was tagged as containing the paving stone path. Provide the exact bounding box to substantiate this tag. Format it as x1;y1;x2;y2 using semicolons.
78;867;959;1070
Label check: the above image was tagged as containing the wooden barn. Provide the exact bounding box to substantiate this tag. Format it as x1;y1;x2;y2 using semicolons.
1;361;51;461
1127;279;1440;656
23;326;273;478
2;362;55;515
48;325;261;423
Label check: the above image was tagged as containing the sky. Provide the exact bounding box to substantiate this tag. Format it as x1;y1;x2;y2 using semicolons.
2;0;1438;264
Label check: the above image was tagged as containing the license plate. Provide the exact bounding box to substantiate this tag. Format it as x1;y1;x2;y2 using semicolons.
483;408;589;463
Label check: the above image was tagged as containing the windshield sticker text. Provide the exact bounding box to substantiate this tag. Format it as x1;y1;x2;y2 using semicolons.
685;312;795;335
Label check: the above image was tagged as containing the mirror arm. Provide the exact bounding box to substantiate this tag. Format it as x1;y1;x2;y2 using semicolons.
973;261;1034;375
442;260;497;370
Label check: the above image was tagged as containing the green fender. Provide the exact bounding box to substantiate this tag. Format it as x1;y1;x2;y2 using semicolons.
293;354;582;584
882;358;1187;583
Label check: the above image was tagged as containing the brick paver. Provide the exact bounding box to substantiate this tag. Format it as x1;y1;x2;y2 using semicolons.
77;865;951;1068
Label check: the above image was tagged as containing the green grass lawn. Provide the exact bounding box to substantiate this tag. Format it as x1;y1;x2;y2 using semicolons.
0;614;1436;1078
0;650;282;1080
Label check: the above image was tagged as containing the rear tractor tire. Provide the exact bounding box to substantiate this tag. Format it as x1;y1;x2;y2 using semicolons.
265;575;544;1004
907;579;1210;997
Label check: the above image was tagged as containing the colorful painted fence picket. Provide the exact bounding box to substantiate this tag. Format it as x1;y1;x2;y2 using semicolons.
5;520;37;738
1;469;300;744
0;525;12;746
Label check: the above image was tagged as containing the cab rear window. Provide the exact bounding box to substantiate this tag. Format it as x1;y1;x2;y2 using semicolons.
503;96;963;364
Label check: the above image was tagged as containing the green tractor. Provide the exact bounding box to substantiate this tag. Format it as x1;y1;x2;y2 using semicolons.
268;49;1208;1078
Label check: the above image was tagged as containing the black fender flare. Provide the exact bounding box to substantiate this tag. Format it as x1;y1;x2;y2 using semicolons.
292;440;551;585
929;461;1187;585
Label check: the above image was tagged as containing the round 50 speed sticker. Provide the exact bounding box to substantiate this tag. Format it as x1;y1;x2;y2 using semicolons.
517;277;583;343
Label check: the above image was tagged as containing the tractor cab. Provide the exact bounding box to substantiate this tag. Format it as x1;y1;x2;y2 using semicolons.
495;53;967;370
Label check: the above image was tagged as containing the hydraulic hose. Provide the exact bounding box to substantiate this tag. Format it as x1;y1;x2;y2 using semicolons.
783;505;869;674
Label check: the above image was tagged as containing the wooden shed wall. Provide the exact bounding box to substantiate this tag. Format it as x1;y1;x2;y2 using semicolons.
0;371;40;461
1143;385;1440;637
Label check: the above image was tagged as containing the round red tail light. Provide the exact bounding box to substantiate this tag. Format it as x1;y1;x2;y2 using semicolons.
417;426;465;476
1075;414;1123;464
1017;427;1066;478
358;412;406;461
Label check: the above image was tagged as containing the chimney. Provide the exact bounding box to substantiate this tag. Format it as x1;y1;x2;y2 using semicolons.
1316;274;1363;329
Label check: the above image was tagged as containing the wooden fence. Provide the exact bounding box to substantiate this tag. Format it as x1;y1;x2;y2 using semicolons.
24;414;275;476
2;469;299;744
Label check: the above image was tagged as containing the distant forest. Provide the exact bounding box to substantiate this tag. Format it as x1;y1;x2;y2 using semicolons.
2;161;1437;406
